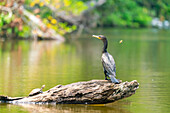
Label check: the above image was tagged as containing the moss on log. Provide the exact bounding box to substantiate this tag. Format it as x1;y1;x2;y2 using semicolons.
0;80;139;104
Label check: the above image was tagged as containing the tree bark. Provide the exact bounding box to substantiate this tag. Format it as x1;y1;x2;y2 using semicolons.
0;80;139;104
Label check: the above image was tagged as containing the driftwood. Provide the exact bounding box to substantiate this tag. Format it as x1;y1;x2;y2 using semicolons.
0;80;139;104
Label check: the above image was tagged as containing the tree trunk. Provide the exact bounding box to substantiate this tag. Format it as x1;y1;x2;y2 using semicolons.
0;80;139;104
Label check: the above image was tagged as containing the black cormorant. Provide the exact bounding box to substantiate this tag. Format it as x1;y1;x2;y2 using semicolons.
92;35;119;83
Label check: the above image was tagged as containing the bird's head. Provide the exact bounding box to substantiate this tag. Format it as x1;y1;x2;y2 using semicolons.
92;35;106;40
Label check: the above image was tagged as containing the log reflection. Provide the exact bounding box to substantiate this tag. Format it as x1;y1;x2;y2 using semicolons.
19;102;131;113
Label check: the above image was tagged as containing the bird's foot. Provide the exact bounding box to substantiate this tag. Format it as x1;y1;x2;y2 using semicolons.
114;81;119;84
105;78;111;80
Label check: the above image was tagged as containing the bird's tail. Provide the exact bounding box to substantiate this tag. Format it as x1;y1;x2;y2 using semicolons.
108;75;119;83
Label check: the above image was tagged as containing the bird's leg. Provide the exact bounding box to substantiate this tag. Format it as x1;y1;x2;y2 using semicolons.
104;70;109;80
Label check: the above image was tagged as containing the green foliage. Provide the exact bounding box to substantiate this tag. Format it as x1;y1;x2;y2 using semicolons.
1;0;87;38
63;0;88;15
0;13;13;32
18;25;31;38
23;0;86;37
135;0;170;20
1;0;169;38
0;2;5;6
97;0;152;27
7;28;12;34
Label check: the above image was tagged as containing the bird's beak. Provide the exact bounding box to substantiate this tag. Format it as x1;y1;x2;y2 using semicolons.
92;35;101;39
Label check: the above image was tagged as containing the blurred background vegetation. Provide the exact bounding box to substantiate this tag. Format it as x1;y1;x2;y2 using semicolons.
0;0;169;39
0;1;170;112
94;0;170;27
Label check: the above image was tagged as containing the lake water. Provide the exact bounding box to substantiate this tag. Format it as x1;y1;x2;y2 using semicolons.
0;28;170;113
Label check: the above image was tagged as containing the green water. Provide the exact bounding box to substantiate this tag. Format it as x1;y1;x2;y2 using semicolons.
0;28;170;113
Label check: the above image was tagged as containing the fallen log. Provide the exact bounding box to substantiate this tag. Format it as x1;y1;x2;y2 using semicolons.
0;80;139;104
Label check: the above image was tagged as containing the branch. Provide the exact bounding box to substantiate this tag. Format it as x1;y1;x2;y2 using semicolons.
0;80;139;104
20;6;65;41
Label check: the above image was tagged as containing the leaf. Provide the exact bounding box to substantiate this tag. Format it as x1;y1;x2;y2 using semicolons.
30;2;35;7
47;23;52;28
51;19;57;24
39;2;44;7
0;19;3;27
7;28;12;34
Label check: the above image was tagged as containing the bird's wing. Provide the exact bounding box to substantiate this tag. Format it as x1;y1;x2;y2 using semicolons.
108;53;116;73
102;61;106;72
101;53;116;76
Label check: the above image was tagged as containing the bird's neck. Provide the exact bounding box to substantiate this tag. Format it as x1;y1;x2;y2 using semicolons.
102;39;108;53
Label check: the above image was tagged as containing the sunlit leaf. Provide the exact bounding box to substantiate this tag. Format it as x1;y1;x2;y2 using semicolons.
51;19;57;24
39;2;44;7
48;16;53;20
72;25;77;30
0;19;3;27
64;0;71;6
34;0;40;4
90;2;95;7
14;27;19;33
30;2;35;7
0;2;5;5
47;23;52;28
7;28;12;34
43;18;48;24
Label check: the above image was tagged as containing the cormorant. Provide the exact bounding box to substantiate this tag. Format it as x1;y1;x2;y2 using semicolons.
92;35;119;83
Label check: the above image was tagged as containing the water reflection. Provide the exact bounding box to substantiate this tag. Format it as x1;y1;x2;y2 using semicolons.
4;102;130;113
0;29;170;113
0;39;104;97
